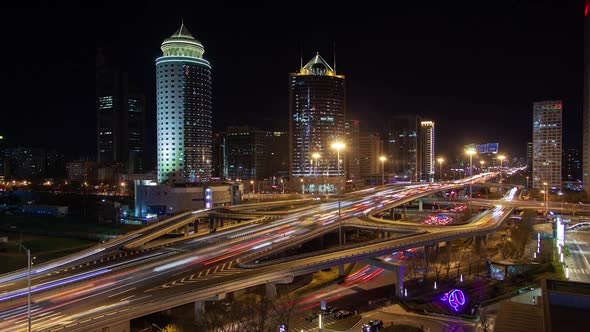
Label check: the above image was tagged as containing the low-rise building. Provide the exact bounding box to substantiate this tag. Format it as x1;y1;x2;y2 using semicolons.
134;181;242;219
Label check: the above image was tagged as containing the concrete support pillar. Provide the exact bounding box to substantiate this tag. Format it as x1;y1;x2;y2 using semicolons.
339;264;346;277
390;208;394;220
265;282;277;299
403;204;407;218
220;218;224;228
418;199;423;212
194;300;204;321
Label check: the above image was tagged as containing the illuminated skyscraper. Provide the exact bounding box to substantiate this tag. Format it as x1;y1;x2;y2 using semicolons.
156;23;212;184
289;53;345;183
583;0;590;193
533;101;562;190
419;121;435;182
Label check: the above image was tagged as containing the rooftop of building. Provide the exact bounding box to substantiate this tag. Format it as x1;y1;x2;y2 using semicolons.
160;21;206;60
293;53;344;78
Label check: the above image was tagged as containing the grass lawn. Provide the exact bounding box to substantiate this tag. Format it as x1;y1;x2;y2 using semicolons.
22;237;94;253
0;215;139;236
0;236;95;274
0;255;28;274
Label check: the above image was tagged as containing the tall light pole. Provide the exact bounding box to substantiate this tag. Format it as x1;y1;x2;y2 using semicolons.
332;141;345;247
13;242;31;332
300;178;304;195
543;182;549;216
250;180;254;194
437;157;444;182
312;152;321;193
465;149;477;199
498;155;506;194
379;156;387;185
479;160;485;173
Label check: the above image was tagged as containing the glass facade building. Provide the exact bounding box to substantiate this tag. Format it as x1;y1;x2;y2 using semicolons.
533;101;562;190
156;23;212;184
387;115;422;182
289;53;345;179
222;127;266;181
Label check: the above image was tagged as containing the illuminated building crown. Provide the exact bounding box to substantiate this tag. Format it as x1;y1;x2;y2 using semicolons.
161;21;205;59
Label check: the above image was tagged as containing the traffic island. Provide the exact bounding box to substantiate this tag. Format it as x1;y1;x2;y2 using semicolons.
323;314;361;331
380;325;422;332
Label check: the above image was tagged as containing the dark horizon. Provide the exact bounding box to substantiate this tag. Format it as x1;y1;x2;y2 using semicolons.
0;1;584;169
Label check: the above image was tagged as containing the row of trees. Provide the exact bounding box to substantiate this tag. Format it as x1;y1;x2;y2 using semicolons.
194;293;298;332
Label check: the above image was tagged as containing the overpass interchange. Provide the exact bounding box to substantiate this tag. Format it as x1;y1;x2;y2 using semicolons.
0;172;518;331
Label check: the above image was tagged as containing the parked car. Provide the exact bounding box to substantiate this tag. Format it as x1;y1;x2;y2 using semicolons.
304;312;318;322
333;310;353;319
362;320;384;332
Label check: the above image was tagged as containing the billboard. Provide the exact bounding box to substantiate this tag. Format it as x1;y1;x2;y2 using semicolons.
487;143;499;154
467;143;499;154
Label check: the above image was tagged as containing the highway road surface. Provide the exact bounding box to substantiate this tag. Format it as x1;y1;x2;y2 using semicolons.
0;173;513;331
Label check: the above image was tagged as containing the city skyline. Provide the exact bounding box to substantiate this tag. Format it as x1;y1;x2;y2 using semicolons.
0;2;583;168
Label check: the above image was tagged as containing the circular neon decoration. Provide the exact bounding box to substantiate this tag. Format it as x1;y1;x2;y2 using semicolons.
440;289;466;311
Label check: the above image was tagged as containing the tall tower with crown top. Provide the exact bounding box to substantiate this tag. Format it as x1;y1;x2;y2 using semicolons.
156;22;212;184
289;53;345;189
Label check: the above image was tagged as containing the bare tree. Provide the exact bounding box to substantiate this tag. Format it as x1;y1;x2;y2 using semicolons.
433;262;444;282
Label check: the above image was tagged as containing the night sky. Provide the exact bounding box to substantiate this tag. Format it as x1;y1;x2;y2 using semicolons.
0;1;583;170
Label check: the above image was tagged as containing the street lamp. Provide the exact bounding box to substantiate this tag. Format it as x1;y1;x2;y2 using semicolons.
331;141;345;247
250;180;254;194
479;160;485;173
280;179;284;194
379;156;387;185
437;157;444;182
300;178;304;195
312;152;321;193
465;149;477;199
13;242;32;332
498;155;506;175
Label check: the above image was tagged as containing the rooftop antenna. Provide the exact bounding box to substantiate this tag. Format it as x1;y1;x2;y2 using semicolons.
333;41;337;73
300;41;303;70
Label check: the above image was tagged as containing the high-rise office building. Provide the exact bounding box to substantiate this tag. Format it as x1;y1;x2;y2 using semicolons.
359;132;383;179
563;148;582;182
264;131;289;179
583;0;590;193
0;135;5;179
289;53;345;181
156;23;212;184
532;101;563;190
419;121;435;182
4;147;47;179
526;142;533;172
345;120;361;182
387;115;421;181
222;127;266;181
96;52;146;174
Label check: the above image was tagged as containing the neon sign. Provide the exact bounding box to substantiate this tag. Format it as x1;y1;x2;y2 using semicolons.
440;289;466;311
